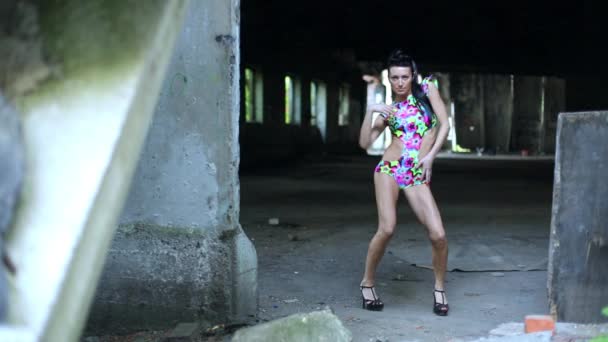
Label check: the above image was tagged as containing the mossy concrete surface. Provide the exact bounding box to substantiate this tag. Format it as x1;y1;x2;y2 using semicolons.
231;309;352;342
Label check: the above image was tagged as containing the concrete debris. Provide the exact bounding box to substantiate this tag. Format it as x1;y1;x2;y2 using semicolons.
231;308;352;342
392;274;406;281
468;331;552;342
489;322;525;336
369;337;389;342
478;321;608;342
163;322;201;342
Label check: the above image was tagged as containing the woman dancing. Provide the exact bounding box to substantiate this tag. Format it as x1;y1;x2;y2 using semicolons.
358;49;450;316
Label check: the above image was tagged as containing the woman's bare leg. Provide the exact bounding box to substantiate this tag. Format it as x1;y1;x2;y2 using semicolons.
403;184;448;304
361;172;399;292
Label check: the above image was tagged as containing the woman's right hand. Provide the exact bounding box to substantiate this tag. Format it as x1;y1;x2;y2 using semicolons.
367;104;396;118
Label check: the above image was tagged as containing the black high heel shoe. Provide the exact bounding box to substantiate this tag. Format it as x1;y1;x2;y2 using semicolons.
433;289;449;316
360;285;384;311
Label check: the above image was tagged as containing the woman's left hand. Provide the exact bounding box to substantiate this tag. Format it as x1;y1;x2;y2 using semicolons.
418;154;435;183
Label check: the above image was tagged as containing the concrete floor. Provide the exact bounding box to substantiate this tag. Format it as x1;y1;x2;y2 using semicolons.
239;153;555;342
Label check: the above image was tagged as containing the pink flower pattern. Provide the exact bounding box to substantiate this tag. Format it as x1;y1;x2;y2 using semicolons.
375;75;438;189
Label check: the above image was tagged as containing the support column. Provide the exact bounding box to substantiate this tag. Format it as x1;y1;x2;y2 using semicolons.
2;1;191;340
512;76;543;153
263;71;284;125
483;74;514;153
548;111;608;323
542;77;566;154
89;0;256;333
316;82;328;142
346;86;364;146
451;73;485;150
300;77;312;129
325;82;340;145
366;80;387;155
433;72;453;151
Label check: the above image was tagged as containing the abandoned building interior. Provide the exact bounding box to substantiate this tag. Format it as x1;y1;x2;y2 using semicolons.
0;0;606;341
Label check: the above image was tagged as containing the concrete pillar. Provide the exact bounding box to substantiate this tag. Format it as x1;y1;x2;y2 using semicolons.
316;82;328;142
483;74;514;153
1;0;190;340
433;72;453;151
366;80;387;155
542;77;566;154
263;72;284;125
548;111;608;323
451;73;485;150
346;95;363;145
300;77;312;129
89;0;257;333
325;83;340;145
512;76;543;153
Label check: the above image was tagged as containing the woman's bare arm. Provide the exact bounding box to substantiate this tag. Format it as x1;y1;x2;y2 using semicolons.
359;104;393;149
425;83;449;157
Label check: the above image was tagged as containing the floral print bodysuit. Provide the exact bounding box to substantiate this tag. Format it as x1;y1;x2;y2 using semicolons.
374;75;438;189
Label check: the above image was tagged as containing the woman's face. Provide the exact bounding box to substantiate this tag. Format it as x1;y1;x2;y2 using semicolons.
388;66;413;97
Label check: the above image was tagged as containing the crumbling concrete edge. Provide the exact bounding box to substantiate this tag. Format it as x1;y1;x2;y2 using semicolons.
546;111;566;319
227;0;258;325
231;225;258;323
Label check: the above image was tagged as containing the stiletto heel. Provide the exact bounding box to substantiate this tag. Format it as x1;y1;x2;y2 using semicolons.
360;285;384;311
433;289;449;316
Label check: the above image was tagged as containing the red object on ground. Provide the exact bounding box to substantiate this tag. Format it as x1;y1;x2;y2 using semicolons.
524;315;555;334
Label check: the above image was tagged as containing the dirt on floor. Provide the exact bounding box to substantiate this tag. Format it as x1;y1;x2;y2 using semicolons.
239;154;554;342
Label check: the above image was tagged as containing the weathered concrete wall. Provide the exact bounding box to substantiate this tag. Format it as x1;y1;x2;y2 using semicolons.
483;75;513;153
548;111;608;323
89;0;257;333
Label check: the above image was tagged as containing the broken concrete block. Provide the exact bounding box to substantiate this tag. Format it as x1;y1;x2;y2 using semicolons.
484;321;608;342
489;322;524;337
231;309;352;342
548;111;608;323
554;322;608;340
469;331;552;342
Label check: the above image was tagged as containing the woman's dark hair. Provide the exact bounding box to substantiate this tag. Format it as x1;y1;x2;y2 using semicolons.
386;49;434;119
